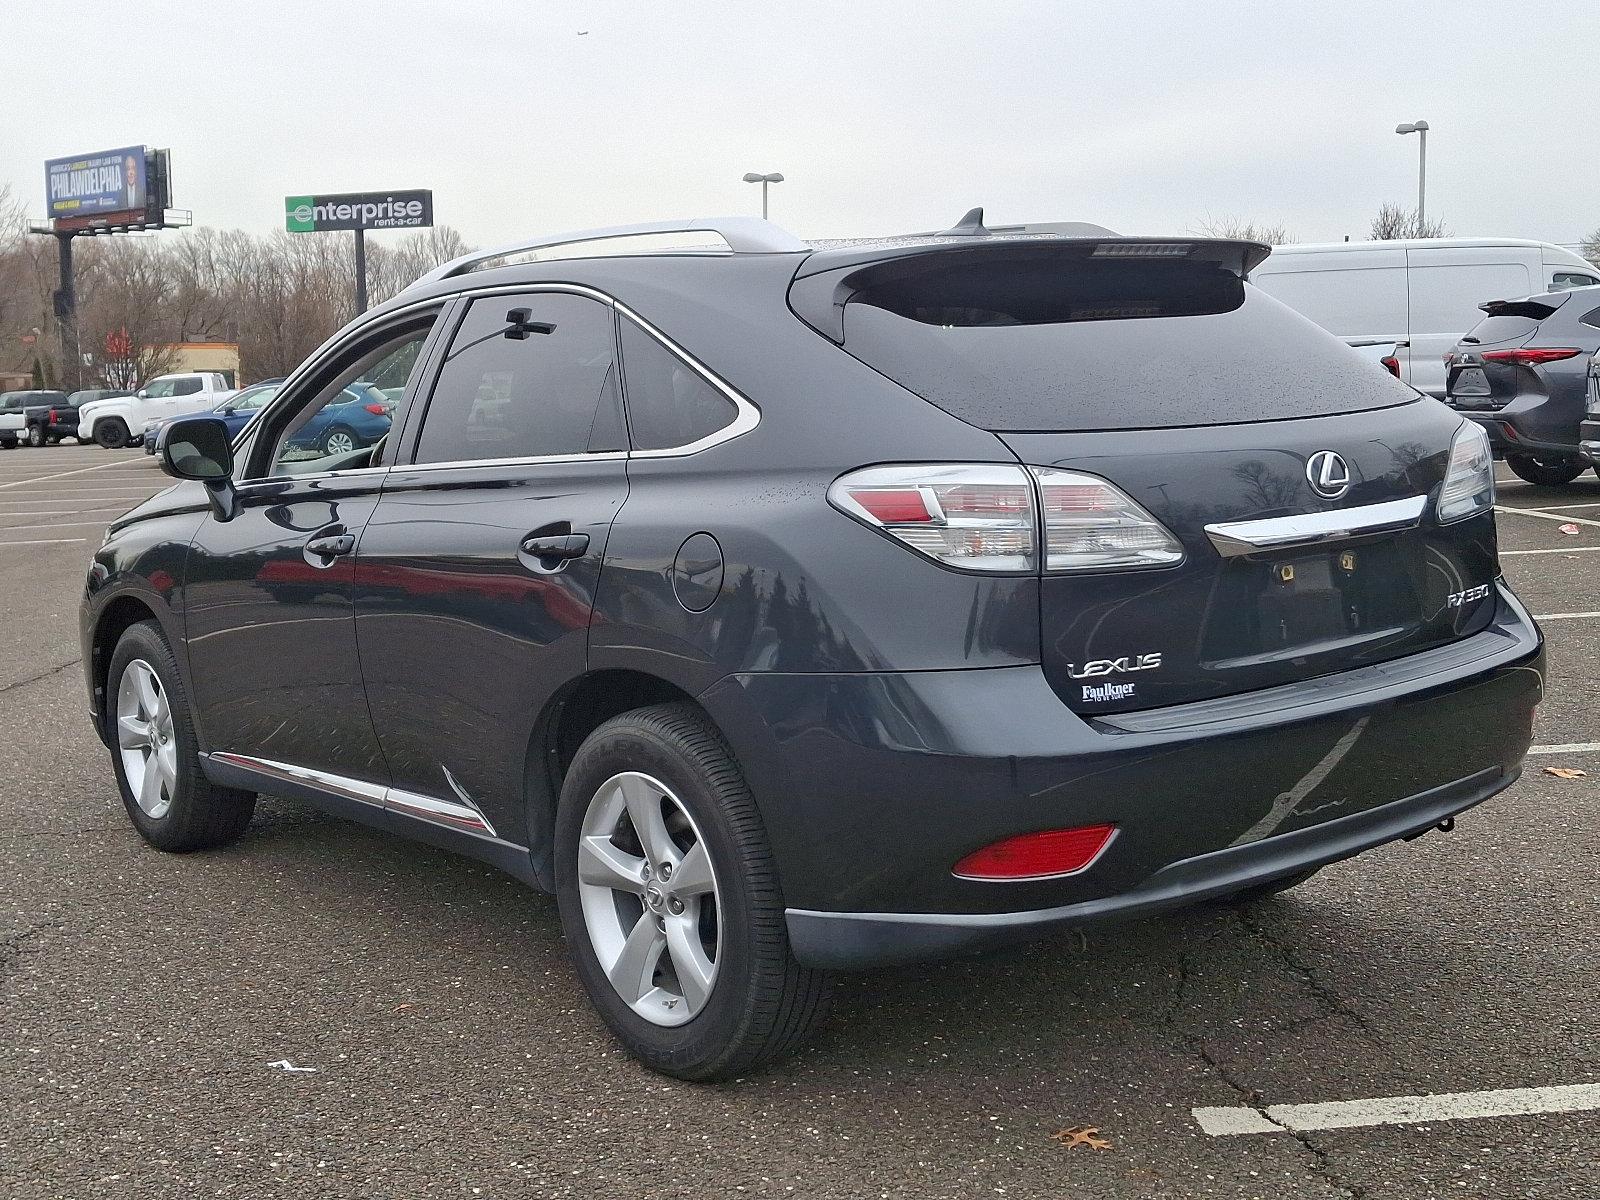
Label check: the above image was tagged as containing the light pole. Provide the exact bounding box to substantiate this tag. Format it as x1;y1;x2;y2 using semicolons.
742;171;784;220
1395;120;1429;232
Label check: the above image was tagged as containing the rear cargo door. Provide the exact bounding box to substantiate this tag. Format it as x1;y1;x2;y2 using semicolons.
806;241;1499;715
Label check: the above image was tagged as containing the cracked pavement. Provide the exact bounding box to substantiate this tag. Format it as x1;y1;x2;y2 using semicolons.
1;447;1596;1198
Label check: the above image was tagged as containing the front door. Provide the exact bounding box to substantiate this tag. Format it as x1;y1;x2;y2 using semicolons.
182;312;442;783
354;290;629;843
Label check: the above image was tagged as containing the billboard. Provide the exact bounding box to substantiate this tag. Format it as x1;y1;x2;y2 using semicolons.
46;147;148;218
285;190;433;233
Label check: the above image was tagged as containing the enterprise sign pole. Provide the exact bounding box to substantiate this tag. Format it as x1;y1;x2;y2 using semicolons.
285;190;434;315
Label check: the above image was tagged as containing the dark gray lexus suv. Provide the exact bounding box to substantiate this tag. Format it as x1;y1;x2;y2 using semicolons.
81;213;1543;1080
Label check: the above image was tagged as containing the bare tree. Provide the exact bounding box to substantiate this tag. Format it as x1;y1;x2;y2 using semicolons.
1191;215;1294;245
1370;203;1449;240
1582;227;1600;271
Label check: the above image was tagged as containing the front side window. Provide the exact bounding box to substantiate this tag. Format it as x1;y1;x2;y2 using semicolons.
413;292;624;465
264;321;431;476
143;379;176;398
1552;271;1599;291
619;318;739;450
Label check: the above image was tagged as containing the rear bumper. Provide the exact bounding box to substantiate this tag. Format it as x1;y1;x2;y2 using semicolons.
788;766;1513;968
699;582;1543;970
1578;419;1600;463
1458;412;1579;458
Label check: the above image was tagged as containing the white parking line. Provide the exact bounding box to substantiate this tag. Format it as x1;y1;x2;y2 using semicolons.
1501;546;1600;557
0;538;90;546
0;520;122;532
0;459;155;490
1532;611;1600;621
1194;1082;1600;1136
0;508;129;518
1529;500;1600;511
1494;506;1600;529
1528;742;1600;755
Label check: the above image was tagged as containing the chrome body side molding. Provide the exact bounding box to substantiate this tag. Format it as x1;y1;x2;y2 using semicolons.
1204;496;1428;559
207;753;506;843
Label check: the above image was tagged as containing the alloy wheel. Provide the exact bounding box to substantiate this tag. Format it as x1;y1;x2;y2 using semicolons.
576;771;721;1027
324;430;355;455
116;659;178;819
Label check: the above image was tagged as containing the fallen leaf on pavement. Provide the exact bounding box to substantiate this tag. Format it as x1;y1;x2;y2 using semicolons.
1543;766;1587;779
1051;1126;1112;1151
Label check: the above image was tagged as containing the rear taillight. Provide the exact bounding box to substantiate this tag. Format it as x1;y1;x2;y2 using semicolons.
1480;348;1582;365
829;465;1184;573
47;409;57;423
829;464;1035;571
1380;356;1400;378
364;403;388;415
1436;422;1495;524
953;824;1118;881
1030;467;1184;571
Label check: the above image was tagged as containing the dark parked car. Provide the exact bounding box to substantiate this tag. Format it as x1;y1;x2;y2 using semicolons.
81;215;1542;1081
1444;286;1600;486
0;389;68;447
1581;351;1600;465
142;381;283;453
24;389;129;446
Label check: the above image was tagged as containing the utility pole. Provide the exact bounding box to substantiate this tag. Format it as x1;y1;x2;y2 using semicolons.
54;233;78;392
354;227;369;314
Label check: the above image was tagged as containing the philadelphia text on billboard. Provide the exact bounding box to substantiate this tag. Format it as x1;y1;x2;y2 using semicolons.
285;190;434;233
46;147;147;218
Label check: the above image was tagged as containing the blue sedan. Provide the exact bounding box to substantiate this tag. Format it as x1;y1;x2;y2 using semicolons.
143;381;282;454
282;383;393;456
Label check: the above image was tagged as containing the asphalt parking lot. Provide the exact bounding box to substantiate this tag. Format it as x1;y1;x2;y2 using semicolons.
0;443;1595;1199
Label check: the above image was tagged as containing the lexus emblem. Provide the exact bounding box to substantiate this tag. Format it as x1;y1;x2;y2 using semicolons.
1305;450;1351;499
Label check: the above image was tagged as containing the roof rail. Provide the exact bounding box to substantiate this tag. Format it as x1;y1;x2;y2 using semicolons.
410;216;810;289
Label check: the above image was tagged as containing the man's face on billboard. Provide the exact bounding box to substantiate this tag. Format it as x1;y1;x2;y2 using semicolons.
124;156;137;188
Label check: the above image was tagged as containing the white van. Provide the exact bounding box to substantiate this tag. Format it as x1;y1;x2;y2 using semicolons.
1251;239;1599;397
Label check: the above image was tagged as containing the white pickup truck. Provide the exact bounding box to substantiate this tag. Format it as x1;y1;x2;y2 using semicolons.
0;410;23;450
77;372;235;449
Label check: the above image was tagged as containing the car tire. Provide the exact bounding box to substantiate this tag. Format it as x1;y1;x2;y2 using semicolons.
1223;867;1321;904
106;620;256;851
320;425;359;456
94;419;131;450
555;702;830;1081
1505;453;1585;487
27;425;45;448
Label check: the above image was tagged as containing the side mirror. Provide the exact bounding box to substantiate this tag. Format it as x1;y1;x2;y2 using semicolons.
161;417;239;522
136;389;149;399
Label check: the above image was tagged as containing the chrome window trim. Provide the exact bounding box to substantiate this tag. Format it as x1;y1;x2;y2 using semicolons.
234;464;392;492
209;752;509;844
245;281;760;484
1204;495;1428;558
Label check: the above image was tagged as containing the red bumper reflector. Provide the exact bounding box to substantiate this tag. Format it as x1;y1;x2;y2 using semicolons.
953;824;1117;881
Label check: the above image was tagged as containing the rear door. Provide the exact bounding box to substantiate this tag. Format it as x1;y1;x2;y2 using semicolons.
822;243;1497;715
354;289;629;843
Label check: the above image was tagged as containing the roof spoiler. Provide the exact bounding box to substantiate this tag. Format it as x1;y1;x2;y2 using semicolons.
790;225;1273;342
1477;294;1566;319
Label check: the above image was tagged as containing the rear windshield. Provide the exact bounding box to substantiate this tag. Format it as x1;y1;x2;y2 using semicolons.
1461;314;1540;345
838;256;1415;431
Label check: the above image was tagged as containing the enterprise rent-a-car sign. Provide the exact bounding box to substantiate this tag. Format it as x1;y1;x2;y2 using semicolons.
285;190;433;233
47;146;147;218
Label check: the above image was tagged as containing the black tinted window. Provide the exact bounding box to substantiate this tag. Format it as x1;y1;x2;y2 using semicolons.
836;252;1415;432
620;318;738;450
171;378;203;397
416;293;623;464
1580;307;1600;333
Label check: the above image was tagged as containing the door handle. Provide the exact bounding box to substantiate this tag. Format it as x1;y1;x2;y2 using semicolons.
519;533;590;561
305;533;356;558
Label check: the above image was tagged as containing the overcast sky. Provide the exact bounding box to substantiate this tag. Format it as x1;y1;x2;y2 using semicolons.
9;0;1596;251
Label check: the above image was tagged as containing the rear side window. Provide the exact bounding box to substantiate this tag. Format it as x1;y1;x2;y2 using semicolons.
836;253;1414;432
415;292;625;464
619;318;739;450
171;378;203;397
1582;307;1600;332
